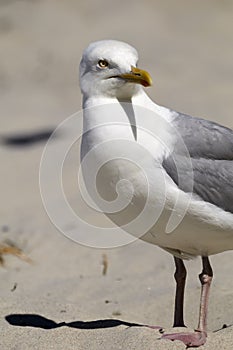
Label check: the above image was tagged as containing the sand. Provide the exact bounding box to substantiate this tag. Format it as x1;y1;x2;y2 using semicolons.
1;0;233;349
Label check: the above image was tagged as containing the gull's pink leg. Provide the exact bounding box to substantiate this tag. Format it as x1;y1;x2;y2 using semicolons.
196;256;213;334
162;256;213;347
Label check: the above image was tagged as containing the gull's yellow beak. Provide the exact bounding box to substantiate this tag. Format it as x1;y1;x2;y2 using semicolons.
119;66;152;87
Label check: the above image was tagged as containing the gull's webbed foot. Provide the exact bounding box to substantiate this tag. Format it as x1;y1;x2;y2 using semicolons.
161;330;207;348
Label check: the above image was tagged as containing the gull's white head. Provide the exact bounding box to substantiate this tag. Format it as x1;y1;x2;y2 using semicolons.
79;40;152;101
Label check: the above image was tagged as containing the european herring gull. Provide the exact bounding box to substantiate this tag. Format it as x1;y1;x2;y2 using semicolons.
79;40;233;347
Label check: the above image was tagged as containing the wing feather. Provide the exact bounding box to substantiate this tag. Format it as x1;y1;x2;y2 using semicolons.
163;111;233;213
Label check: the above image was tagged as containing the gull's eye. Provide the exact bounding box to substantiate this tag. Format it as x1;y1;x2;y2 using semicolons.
98;59;109;68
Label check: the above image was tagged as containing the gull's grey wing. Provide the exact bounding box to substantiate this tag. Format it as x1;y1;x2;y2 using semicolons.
171;112;233;160
162;111;233;213
163;155;233;214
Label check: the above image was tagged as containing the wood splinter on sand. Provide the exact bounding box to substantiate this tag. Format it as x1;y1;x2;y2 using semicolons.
102;253;108;276
0;243;33;266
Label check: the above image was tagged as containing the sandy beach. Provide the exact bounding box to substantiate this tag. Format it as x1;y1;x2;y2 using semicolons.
1;1;233;349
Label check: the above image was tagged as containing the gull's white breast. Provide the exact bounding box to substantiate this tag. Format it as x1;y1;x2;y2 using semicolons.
81;97;233;258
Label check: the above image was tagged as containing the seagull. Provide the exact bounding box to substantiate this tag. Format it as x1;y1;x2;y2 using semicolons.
79;40;233;347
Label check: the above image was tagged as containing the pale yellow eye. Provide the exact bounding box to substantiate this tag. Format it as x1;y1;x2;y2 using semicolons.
98;59;109;68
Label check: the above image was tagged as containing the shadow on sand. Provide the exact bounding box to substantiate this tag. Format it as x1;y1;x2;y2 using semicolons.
0;128;56;147
5;313;144;330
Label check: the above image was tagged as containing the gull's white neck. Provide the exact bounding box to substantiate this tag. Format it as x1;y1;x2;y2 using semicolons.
81;89;175;163
83;89;172;120
82;89;174;140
